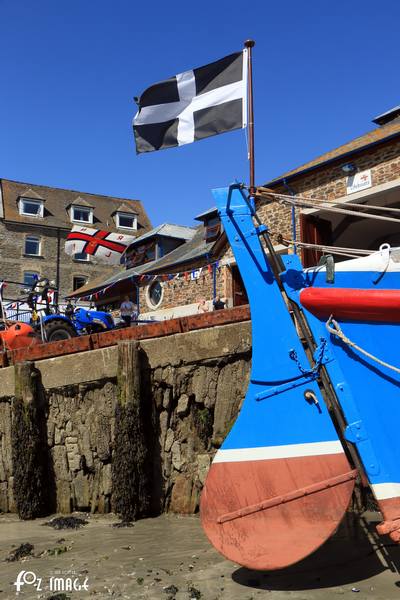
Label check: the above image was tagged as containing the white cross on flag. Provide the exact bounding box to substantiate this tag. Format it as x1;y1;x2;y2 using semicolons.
133;51;248;153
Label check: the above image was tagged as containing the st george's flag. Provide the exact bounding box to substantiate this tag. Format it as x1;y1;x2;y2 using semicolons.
65;226;135;265
133;51;248;153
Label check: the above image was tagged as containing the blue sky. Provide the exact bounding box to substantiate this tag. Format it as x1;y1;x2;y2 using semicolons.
1;0;399;227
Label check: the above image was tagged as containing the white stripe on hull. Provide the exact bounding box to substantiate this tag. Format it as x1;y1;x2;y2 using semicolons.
371;483;400;500
213;440;344;463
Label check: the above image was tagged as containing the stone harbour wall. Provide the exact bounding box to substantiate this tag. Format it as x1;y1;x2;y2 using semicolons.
0;320;251;516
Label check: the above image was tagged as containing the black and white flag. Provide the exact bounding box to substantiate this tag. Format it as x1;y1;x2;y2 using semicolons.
133;51;247;153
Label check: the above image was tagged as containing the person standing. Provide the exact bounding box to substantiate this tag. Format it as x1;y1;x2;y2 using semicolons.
198;298;209;313
120;295;136;326
212;295;226;310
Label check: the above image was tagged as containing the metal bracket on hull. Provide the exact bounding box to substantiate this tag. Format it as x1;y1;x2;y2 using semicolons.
217;469;358;524
255;375;319;401
333;381;381;477
254;339;331;401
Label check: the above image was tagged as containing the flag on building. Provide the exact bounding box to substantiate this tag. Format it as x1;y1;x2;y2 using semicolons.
65;226;135;265
133;51;248;153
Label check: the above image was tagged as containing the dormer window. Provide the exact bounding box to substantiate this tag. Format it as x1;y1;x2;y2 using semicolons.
71;206;93;224
19;198;44;218
204;216;221;242
116;212;137;230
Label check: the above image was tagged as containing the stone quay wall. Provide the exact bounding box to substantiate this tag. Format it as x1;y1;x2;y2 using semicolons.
0;320;251;516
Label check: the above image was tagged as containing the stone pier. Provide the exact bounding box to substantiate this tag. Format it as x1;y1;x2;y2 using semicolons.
0;321;251;515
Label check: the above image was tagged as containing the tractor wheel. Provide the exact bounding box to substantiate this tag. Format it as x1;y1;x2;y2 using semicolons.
44;319;77;342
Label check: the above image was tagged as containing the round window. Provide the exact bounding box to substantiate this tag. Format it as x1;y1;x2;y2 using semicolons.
148;281;163;308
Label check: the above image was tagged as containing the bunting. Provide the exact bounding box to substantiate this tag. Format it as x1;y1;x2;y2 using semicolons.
70;260;221;301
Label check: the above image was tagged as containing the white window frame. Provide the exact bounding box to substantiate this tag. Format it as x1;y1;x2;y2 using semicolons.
71;206;93;224
146;281;164;309
73;251;90;262
116;212;137;230
19;198;44;218
24;235;41;256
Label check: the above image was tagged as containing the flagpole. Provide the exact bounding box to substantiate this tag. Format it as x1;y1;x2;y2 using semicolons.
244;39;255;196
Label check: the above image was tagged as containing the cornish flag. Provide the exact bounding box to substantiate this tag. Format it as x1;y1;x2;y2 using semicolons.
133;51;247;153
65;226;135;265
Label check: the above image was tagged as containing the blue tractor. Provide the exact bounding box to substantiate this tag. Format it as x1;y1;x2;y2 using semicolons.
41;306;115;342
27;278;115;342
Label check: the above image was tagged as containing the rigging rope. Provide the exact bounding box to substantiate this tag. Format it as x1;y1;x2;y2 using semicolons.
257;188;400;215
326;316;400;375
256;188;400;225
277;237;373;258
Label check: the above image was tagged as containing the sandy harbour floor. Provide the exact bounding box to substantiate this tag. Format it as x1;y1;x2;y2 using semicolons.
0;511;399;600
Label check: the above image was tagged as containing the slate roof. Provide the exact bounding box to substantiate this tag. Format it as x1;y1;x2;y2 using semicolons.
265;119;400;186
140;225;215;273
0;178;152;233
373;106;400;126
129;223;196;246
67;224;223;297
194;207;218;221
19;187;45;201
66;260;158;298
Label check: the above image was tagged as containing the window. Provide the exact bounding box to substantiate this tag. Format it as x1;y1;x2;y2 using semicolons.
23;272;39;287
204;216;221;242
117;212;137;230
126;242;155;267
73;276;87;291
19;198;44;217
71;206;93;223
74;251;89;262
147;281;163;308
24;236;41;256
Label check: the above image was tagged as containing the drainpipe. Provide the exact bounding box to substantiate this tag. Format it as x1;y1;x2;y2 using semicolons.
136;282;140;316
55;228;61;307
283;178;297;254
207;253;216;300
213;263;217;300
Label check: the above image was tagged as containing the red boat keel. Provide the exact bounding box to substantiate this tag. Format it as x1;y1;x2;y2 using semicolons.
201;452;356;570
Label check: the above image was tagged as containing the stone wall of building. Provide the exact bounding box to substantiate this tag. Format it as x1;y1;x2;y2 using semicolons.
271;139;400;201
0;222;115;300
0;320;251;515
138;263;228;315
253;137;400;258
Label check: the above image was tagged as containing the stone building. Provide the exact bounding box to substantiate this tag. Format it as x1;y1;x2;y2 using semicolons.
66;206;253;319
0;178;151;301
66;192;293;318
262;105;400;266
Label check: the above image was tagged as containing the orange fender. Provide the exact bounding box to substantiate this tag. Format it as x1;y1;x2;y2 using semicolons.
0;322;40;351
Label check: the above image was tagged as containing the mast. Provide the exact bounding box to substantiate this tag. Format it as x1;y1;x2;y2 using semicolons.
244;39;255;196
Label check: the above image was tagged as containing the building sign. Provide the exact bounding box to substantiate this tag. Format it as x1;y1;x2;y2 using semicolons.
346;169;372;195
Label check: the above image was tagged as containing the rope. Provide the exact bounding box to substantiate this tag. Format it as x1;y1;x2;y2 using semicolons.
326;316;400;374
276;235;373;259
257;188;400;215
257;188;400;225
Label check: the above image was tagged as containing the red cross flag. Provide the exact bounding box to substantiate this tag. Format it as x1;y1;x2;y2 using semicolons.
65;226;135;265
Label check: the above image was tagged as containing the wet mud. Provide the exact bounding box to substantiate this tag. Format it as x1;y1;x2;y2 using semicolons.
0;511;399;599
